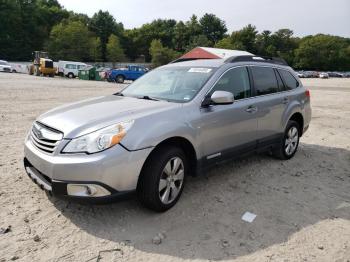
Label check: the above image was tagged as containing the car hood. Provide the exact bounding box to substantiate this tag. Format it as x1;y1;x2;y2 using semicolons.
37;95;180;138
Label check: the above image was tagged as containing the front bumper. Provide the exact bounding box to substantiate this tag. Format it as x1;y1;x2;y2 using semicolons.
24;138;153;201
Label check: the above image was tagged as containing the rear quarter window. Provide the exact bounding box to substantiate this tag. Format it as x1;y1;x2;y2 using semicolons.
278;69;299;90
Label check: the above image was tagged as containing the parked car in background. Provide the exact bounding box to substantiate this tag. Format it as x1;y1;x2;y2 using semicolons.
319;72;329;79
297;71;306;78
328;72;344;78
107;65;147;83
0;60;12;72
57;61;87;78
23;55;311;211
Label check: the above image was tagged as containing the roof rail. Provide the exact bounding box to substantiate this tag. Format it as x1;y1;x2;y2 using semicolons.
225;55;288;66
170;57;217;64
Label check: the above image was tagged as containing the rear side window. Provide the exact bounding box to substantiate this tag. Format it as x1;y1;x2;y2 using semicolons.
251;67;279;95
275;69;285;91
278;69;299;90
210;67;251;100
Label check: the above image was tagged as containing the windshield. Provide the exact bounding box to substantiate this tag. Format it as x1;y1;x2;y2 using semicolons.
0;61;9;65
121;67;215;103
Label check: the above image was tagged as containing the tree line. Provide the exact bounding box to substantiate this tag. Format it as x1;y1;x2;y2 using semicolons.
1;0;349;70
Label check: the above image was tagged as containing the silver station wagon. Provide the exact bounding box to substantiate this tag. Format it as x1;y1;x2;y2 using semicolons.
24;55;311;211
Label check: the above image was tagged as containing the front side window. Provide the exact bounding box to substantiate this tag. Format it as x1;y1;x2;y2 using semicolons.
66;64;77;69
251;66;279;96
209;67;251;100
278;69;299;90
121;67;215;103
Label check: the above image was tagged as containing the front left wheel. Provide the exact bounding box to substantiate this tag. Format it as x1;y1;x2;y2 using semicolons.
137;146;187;212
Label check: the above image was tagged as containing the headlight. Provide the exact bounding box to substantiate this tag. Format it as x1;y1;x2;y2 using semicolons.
62;120;134;154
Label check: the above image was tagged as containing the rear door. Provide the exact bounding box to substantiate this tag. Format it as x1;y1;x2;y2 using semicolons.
198;66;258;162
249;66;288;146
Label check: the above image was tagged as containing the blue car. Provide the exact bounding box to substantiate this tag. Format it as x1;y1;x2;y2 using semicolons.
107;65;147;83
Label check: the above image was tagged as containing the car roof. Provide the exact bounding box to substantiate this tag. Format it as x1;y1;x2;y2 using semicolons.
163;59;226;68
164;58;293;71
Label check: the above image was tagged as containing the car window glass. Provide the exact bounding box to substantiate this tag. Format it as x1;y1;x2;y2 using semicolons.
209;67;251;100
251;67;279;95
275;70;285;91
278;69;299;90
122;67;214;103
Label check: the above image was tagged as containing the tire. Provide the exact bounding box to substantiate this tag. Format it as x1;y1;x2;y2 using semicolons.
12;70;16;73
68;73;74;78
137;146;187;212
49;74;54;78
116;75;125;83
272;120;300;160
34;66;40;76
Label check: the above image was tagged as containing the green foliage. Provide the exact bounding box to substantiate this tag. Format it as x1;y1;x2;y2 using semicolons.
89;10;124;61
150;40;180;67
0;4;349;70
47;20;92;61
230;24;258;53
186;35;211;52
125;19;177;61
215;37;235;49
294;34;350;71
89;37;102;62
107;34;125;67
199;13;227;45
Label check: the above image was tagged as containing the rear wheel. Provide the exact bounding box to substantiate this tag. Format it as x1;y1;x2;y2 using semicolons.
137;146;187;212
116;75;125;83
273;120;300;160
67;73;74;78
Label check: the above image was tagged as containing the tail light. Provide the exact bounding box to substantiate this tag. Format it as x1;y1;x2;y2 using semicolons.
305;90;310;98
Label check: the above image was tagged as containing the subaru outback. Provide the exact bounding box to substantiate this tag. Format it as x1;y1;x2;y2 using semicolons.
24;55;311;212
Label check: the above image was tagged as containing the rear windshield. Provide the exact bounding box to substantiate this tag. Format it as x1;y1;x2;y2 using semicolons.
122;67;215;103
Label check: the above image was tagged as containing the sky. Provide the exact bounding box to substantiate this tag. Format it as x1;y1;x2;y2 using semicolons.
58;0;350;37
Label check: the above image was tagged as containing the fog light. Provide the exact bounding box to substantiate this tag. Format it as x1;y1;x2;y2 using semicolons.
67;184;110;197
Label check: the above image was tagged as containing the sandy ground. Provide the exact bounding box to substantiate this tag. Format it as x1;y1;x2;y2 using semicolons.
0;73;349;262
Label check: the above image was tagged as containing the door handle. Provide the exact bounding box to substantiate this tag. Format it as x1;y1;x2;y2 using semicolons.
282;97;289;104
246;105;258;113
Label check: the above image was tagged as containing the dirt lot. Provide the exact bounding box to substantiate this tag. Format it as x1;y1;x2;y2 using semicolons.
0;73;349;262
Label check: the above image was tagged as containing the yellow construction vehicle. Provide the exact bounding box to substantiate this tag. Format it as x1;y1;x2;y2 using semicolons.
28;51;56;77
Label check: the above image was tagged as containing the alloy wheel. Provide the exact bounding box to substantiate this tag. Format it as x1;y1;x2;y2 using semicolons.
158;157;184;204
285;126;299;155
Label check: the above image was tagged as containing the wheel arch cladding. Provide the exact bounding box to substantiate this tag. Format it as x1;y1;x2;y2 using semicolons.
139;136;198;179
289;112;304;136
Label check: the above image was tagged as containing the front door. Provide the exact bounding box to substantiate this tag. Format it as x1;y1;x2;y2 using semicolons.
197;66;258;162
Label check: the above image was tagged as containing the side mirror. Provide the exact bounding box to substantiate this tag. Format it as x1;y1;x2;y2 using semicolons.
202;91;234;107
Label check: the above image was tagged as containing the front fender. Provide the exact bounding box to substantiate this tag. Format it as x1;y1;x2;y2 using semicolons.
120;109;198;154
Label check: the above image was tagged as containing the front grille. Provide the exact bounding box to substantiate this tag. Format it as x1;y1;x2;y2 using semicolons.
30;122;63;154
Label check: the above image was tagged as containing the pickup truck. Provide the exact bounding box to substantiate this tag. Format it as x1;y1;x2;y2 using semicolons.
107;65;147;83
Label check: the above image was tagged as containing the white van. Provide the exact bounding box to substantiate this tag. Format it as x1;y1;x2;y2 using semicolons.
57;61;87;78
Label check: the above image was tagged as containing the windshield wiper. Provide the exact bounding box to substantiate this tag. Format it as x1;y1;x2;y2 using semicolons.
138;95;160;101
114;92;124;96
